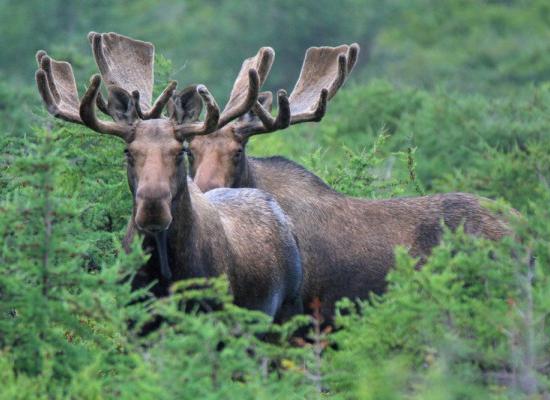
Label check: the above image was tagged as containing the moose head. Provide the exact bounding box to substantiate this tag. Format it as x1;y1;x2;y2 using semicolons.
35;32;262;278
185;43;359;192
35;32;263;233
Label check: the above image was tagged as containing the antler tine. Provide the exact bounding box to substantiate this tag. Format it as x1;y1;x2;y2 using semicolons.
289;88;328;125
175;85;221;140
347;43;360;74
217;47;274;128
241;89;291;135
146;80;178;119
287;44;353;124
131;91;145;119
217;68;260;128
35;51;83;124
89;31;156;115
235;44;359;137
36;50;59;102
35;50;132;139
96;92;110;115
256;47;275;86
79;74;132;139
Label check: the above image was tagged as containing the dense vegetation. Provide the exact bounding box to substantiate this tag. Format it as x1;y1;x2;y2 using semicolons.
1;1;550;398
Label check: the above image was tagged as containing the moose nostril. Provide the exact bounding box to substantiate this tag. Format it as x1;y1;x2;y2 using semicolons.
135;215;173;234
140;224;166;233
135;222;172;234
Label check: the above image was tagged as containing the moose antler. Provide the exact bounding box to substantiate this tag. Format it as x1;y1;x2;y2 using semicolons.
215;47;271;128
174;84;220;139
35;51;82;124
288;44;358;123
89;32;176;120
237;43;360;136
35;33;222;141
35;51;130;138
89;31;260;133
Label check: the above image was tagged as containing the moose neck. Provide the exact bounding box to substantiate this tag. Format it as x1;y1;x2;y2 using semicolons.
167;176;197;276
236;154;256;188
166;176;222;280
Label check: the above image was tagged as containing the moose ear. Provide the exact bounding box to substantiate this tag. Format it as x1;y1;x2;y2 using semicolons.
107;86;139;125
238;91;273;123
167;85;203;124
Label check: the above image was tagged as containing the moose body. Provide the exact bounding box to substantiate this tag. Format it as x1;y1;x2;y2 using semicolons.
185;43;511;320
35;32;303;322
189;148;510;318
250;157;507;310
128;165;303;322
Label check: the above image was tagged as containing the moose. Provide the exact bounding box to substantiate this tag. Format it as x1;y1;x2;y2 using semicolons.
184;43;512;320
34;32;303;323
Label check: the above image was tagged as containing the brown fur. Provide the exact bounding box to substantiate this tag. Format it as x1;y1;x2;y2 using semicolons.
36;32;508;323
188;127;511;320
125;120;302;321
35;32;303;320
237;44;359;136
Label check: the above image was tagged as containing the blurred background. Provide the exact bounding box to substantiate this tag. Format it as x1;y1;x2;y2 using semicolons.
3;0;550;94
2;1;550;203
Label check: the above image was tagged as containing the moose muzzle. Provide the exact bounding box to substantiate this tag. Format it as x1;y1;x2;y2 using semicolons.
134;185;173;281
134;185;173;233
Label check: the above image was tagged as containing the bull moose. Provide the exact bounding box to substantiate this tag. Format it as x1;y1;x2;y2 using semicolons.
34;32;303;322
183;43;512;320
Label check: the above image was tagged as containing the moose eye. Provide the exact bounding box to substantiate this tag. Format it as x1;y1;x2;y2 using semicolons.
124;149;135;164
233;148;243;163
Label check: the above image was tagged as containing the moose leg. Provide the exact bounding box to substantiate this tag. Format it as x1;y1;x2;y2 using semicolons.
234;290;283;319
274;294;303;324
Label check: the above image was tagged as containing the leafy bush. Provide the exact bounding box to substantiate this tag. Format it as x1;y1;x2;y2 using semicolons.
2;108;548;397
2;1;550;396
0;129;322;399
327;200;550;399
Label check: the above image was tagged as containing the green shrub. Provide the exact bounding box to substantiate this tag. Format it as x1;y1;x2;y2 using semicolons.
327;199;550;399
0;128;322;399
2;4;550;392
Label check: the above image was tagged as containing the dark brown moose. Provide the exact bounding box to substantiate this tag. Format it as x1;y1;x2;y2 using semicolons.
185;44;512;320
34;32;303;322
